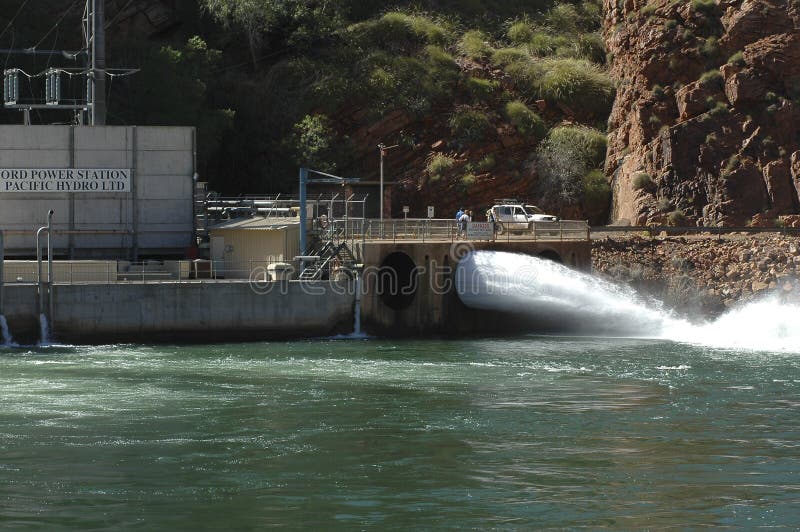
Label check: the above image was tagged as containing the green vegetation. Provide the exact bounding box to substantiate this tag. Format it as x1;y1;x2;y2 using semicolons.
691;0;717;14
701;37;719;58
668;209;689;226
536;125;608;211
449;109;493;142
728;51;745;67
458;30;492;60
427;153;456;181
460;173;478;188
290;114;339;172
505;100;546;137
699;69;723;87
582;169;611;224
723;155;741;175
476;154;497;172
536;59;615;117
1;0;614;198
508;20;535;45
491;47;530;66
465;77;499;102
633;172;653;190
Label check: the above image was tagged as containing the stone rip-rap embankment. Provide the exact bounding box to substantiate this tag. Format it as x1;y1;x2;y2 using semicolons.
592;233;800;319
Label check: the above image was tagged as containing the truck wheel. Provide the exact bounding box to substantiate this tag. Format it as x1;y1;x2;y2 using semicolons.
495;222;505;235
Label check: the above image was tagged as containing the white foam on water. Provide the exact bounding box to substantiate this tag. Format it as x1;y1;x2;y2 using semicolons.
0;315;15;346
456;250;800;353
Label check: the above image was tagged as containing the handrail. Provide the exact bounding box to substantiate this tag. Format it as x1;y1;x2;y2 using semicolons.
328;218;591;243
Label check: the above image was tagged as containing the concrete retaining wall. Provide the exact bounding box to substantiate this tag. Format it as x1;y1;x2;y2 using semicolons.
1;281;355;344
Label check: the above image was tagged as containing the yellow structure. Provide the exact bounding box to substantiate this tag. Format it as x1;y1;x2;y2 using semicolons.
207;218;300;279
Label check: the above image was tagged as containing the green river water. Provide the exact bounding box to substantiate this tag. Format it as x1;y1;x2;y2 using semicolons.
1;337;798;529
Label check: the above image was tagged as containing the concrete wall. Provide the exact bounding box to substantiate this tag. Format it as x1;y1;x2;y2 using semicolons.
1;280;355;344
0;125;194;257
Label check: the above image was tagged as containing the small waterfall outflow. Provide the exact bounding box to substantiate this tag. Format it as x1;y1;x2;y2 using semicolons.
456;250;800;352
354;279;362;336
0;315;13;346
38;313;50;345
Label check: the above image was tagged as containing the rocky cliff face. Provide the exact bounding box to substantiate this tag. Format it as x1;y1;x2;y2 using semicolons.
603;0;800;226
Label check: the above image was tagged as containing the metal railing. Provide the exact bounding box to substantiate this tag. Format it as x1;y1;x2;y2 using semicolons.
1;259;305;285
327;218;590;244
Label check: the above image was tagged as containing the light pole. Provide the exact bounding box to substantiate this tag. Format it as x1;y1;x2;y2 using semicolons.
378;143;398;221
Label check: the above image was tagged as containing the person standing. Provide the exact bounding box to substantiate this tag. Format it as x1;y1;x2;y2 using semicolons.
455;207;464;220
458;209;471;238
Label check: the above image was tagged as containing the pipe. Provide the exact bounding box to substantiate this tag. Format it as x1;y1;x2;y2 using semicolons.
36;226;46;317
47;210;54;333
35;210;54;323
299;168;307;254
0;230;4;315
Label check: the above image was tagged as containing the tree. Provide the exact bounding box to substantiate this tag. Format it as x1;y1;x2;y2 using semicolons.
202;0;284;70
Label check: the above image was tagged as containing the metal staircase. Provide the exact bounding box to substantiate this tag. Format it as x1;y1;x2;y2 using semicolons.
299;241;356;281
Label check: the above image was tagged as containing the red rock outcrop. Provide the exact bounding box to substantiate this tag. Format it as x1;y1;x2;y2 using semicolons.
603;0;800;226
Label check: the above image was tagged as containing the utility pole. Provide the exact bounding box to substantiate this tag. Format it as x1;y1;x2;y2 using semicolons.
2;0;132;124
86;0;106;125
378;143;398;221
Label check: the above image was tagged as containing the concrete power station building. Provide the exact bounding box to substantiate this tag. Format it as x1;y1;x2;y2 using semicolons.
0;124;196;258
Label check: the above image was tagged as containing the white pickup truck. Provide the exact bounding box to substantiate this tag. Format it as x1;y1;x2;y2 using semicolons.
488;202;558;234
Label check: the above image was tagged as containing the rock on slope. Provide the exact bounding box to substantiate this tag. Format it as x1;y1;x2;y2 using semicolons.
603;0;800;226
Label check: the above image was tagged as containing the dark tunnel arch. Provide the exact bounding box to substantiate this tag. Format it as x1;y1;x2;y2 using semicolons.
538;249;563;263
379;251;418;310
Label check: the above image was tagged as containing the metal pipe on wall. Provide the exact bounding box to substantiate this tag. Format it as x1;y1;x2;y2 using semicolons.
0;230;4;315
47;210;54;331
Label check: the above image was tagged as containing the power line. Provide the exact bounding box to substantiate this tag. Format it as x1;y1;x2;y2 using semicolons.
32;0;79;51
0;0;32;43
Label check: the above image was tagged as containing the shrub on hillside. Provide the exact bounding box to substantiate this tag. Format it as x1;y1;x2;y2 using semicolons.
505;100;546;138
546;3;582;34
582;169;611;224
449;108;493;142
427;153;456;181
458;30;492;60
460;173;477;189
503;60;546;96
575;32;606;64
476;154;496;172
668;209;689;226
536;58;615;117
507;20;534;44
491;47;530;66
347;12;452;53
699;69;723;88
632;172;653;190
362;49;457;116
536;125;607;208
528;32;559;56
465;77;498;101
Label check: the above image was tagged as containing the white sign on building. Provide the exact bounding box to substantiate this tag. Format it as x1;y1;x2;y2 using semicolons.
0;168;131;193
467;221;493;240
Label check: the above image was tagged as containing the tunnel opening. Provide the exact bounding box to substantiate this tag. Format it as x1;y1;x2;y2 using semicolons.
379;251;418;310
538;249;563;263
